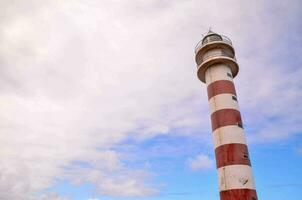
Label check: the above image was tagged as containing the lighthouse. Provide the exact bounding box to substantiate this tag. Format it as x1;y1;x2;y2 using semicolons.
195;31;258;200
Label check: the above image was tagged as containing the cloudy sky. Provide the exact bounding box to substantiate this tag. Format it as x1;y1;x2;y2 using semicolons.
0;0;301;199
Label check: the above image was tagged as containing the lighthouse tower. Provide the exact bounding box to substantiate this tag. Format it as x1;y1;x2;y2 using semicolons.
195;31;258;200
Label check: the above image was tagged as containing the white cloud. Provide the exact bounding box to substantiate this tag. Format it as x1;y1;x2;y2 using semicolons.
0;0;301;199
188;154;214;171
35;193;69;200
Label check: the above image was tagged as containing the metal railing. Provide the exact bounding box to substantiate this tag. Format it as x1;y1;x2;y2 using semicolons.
195;35;232;53
196;51;236;66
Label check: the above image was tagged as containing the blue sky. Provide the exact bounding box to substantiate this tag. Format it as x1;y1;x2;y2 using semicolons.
47;134;302;200
0;0;301;200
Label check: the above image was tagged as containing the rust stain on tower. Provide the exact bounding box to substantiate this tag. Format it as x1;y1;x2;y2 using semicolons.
195;31;258;200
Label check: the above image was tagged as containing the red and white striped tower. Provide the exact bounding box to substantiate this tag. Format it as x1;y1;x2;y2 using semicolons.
195;31;258;200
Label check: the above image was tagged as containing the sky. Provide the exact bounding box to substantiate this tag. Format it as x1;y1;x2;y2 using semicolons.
0;0;301;200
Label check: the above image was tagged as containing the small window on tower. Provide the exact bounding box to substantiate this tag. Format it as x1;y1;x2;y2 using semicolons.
227;72;233;78
232;95;237;101
237;122;243;129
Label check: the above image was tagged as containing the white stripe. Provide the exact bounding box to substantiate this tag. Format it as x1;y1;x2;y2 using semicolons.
213;125;247;148
209;93;239;114
205;64;233;86
218;165;256;191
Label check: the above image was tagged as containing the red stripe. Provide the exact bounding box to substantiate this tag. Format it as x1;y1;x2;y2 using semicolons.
215;143;251;168
220;189;258;200
211;109;242;131
207;80;236;100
